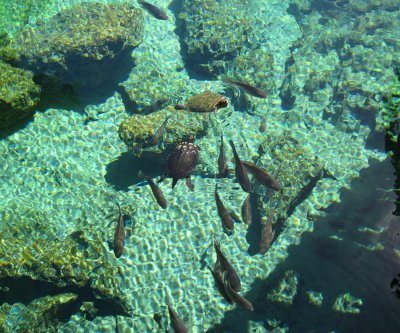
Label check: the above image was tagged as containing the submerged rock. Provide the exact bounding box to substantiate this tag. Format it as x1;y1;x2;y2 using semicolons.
178;0;256;77
0;208;132;319
0;293;78;332
118;110;209;158
0;2;143;90
0;60;41;129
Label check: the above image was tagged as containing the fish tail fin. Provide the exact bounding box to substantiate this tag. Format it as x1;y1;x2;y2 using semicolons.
221;76;232;85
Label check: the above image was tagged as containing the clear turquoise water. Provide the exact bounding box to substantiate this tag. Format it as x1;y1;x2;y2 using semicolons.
0;0;400;332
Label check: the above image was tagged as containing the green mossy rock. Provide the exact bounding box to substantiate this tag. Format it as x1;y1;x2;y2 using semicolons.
179;0;256;77
118;110;209;158
0;2;143;89
0;60;41;129
0;207;131;317
0;293;78;332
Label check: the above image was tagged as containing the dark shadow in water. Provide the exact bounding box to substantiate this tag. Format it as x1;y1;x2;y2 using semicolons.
34;50;135;113
0;113;35;139
207;158;400;333
104;152;166;191
1;49;136;138
245;191;264;256
0;276;129;326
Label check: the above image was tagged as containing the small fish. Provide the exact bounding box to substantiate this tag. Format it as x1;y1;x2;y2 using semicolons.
242;161;281;192
215;187;234;232
229;140;252;193
114;203;126;258
138;170;167;209
217;135;229;178
259;210;275;255
208;265;234;305
222;77;267;98
223;272;254;311
214;237;241;292
138;0;168;20
148;115;171;146
259;116;266;133
166;297;188;333
241;193;252;225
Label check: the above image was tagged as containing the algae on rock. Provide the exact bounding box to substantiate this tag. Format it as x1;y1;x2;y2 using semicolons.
118;110;209;157
0;206;131;316
179;0;259;77
0;293;78;333
0;2;144;90
0;60;41;129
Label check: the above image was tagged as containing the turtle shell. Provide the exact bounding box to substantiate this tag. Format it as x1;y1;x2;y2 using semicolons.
167;141;199;183
186;90;228;113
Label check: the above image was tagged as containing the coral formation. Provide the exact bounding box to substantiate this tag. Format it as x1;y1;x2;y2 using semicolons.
0;2;143;90
0;60;41;129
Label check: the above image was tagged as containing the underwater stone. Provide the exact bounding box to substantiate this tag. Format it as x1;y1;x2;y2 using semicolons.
0;293;78;332
0;2;143;90
0;208;132;318
266;270;299;306
179;0;256;77
332;292;363;314
0;60;41;129
118;110;209;158
254;131;325;227
306;291;323;306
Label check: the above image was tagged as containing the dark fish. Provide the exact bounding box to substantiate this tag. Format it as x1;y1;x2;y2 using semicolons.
223;272;254;311
217;135;229;178
148;115;170;146
215;187;234;232
138;170;167;209
114;203;126;258
159;136;199;191
229;140;252;193
141;97;169;114
214;238;241;292
259;116;267;133
222;77;267;98
286;168;335;217
241;193;252;225
208;265;234;304
242;161;281;192
138;0;168;20
166;297;188;333
259;210;275;255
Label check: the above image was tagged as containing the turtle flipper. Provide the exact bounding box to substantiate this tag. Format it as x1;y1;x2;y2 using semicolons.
185;177;194;191
172;178;179;189
158;174;167;183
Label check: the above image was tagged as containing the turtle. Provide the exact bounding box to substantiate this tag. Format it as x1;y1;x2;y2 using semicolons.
159;135;200;191
175;90;228;113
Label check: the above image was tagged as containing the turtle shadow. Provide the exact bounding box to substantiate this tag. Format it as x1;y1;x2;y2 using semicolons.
104;152;165;191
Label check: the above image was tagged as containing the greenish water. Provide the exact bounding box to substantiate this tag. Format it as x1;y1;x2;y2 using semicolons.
0;0;399;332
